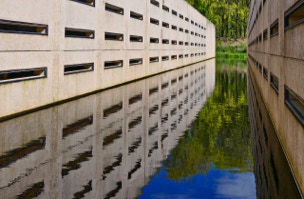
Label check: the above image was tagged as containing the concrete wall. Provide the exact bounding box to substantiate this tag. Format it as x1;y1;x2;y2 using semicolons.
0;59;215;198
248;0;304;195
0;0;215;119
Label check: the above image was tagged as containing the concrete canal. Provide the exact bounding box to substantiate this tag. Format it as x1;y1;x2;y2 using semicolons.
0;58;301;198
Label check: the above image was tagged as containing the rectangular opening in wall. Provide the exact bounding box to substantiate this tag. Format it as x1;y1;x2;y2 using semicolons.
70;0;95;6
62;116;93;138
149;56;159;63
191;31;194;35
65;28;94;39
179;54;183;58
171;55;177;60
105;3;124;15
162;5;169;12
64;63;94;75
285;0;304;29
172;10;177;16
185;17;189;22
149;87;159;95
162;56;169;61
104;60;123;69
150;37;159;43
270;19;279;37
285;86;304;125
130;11;143;20
191;54;194;57
270;73;279;93
129;94;142;105
162;39;169;44
263;67;268;80
162;22;169;28
185;42;189;46
171;40;177;45
129;58;143;66
150;0;160;7
171;25;177;30
105;32;123;41
191;43;194;46
0;67;47;84
185;29;189;33
263;28;268;40
185;54;189;58
0;19;48;35
103;102;123;118
130;35;143;42
179;41;183;45
191;20;194;24
179;14;184;19
150;18;159;25
179;27;183;32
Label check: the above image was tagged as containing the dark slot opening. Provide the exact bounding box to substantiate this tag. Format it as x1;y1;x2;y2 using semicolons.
162;39;169;44
104;182;122;199
150;0;160;7
285;86;304;126
149;56;159;63
103;154;122;179
17;182;44;199
128;159;141;179
162;56;169;61
103;129;122;147
179;14;184;19
128;138;142;154
179;75;183;81
65;28;94;39
73;180;92;199
179;54;184;58
162;22;169;28
179;27;184;32
285;1;304;29
0;137;46;168
263;67;268;80
171;25;177;30
103;102;123;117
171;55;177;60
162;82;169;89
130;11;143;20
62;149;92;177
150;37;159;43
149;87;159;95
191;31;194;35
185;29;189;33
162;5;169;12
185;54;189;58
195;22;198;26
171;40;177;45
70;0;95;6
179;41;183;45
270;73;279;93
130;35;143;42
185;42;189;46
0;67;47;84
149;104;159;115
191;54;194;57
129;58;143;66
105;32;123;41
171;78;177;84
263;28;268;40
148;141;158;157
0;19;48;35
185;17;189;22
64;63;94;75
62;116;93;138
105;3;124;15
129;93;142;105
150;18;159;25
191;43;194;46
270;19;279;37
172;10;177;16
128;116;142;130
161;132;168;141
191;20;194;24
104;60;123;69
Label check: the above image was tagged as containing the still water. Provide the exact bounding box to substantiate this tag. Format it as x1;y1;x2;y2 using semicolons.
0;58;301;198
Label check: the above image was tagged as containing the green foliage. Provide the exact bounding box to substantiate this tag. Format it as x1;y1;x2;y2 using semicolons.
164;59;253;180
186;0;250;39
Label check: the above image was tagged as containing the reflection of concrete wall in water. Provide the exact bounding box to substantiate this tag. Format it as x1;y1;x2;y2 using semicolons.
0;59;215;199
248;0;304;195
0;0;215;119
248;72;302;199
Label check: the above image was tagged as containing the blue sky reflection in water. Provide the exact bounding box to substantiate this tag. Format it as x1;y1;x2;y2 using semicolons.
139;58;256;199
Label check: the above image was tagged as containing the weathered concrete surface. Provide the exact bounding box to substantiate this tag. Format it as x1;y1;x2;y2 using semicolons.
0;0;215;119
248;0;304;196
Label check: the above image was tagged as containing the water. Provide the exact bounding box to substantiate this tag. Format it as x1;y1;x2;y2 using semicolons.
0;58;301;199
